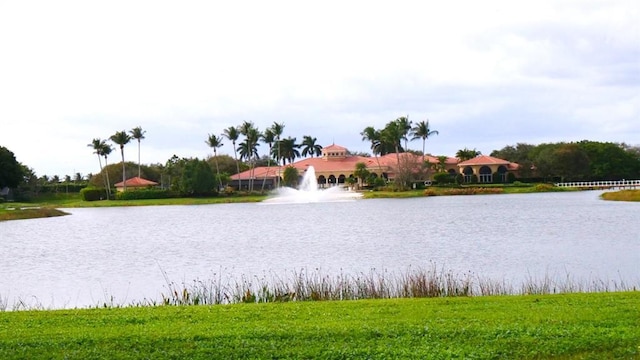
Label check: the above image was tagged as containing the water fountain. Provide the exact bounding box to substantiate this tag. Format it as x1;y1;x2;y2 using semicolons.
262;166;363;204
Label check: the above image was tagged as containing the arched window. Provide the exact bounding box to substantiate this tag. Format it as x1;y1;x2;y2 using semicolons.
497;165;508;183
463;166;474;183
338;174;346;184
479;166;492;183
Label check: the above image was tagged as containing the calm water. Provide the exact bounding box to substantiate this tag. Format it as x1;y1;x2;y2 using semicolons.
1;190;638;308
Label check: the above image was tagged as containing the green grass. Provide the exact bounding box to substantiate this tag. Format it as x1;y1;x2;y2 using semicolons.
601;189;640;202
0;292;637;359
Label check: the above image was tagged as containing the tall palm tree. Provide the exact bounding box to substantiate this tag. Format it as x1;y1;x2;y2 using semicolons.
110;130;132;191
88;138;107;189
271;122;285;187
223;126;241;190
396;115;412;152
129;126;146;178
261;128;275;191
101;143;113;199
411;120;439;165
238;123;260;191
361;126;383;173
382;120;404;188
301;135;322;158
206;133;224;190
279;137;300;165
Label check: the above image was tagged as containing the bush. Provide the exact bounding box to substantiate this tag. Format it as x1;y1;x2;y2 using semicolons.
115;189;176;200
434;172;454;185
80;188;108;201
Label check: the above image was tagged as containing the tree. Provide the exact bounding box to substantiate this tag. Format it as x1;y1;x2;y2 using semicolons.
279;137;300;165
490;143;535;178
223;126;242;189
0;146;23;189
361;126;383;173
396;115;412;152
180;158;216;196
301;135;322;158
88;138;108;189
238;122;260;191
282;166;299;188
101;143;113;198
456;148;481;161
381;120;405;188
129;126;146;178
261;128;276;191
205;134;224;190
110;130;132;190
411;120;439;166
271;122;285;187
354;162;370;189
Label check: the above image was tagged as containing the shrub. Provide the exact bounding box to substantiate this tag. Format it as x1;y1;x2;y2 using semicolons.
80;188;108;201
434;172;454;185
115;189;176;200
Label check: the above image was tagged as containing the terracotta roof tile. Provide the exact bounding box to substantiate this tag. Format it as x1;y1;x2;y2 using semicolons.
114;176;159;187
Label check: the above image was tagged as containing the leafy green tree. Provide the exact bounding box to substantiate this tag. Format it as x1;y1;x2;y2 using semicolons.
411;120;439;166
110;130;132;190
129;126;146;178
181;158;216;196
223;126;242;189
532;143;590;181
490;143;535;178
0;146;23;189
282;166;299;188
361;126;383;172
381;120;405;188
577;141;640;180
301;135;322;158
205;134;224;189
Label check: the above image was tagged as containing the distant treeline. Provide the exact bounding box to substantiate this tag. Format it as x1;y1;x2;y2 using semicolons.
491;140;640;182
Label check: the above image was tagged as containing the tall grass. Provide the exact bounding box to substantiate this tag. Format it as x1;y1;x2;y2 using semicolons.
156;266;637;307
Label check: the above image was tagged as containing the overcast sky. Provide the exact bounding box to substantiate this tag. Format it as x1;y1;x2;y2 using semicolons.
1;0;638;177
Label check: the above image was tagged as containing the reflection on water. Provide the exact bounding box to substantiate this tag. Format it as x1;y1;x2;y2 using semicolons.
1;190;638;308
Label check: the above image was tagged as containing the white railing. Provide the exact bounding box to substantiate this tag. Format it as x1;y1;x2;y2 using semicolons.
555;180;640;188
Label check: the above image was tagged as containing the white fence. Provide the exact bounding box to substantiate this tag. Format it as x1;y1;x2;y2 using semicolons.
555;180;640;189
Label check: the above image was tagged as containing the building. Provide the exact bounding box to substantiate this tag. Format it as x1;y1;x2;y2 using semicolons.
113;177;159;192
228;144;517;189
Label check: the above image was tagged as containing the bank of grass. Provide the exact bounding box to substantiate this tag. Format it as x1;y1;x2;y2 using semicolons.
0;292;637;359
363;183;576;199
601;189;640;202
0;207;68;221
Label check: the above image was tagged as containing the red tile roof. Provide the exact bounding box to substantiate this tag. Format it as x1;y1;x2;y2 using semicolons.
114;177;159;188
457;155;511;166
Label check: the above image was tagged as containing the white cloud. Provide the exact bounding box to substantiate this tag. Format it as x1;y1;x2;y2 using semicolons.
0;0;638;176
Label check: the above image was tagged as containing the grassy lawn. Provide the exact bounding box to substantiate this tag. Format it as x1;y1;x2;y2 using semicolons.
0;292;637;359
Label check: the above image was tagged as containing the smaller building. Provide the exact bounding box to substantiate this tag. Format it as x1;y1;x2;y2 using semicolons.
113;177;159;192
457;155;519;183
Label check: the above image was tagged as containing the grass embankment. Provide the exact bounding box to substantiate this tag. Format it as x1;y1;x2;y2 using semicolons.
601;189;640;202
0;207;68;221
363;183;575;199
0;292;637;359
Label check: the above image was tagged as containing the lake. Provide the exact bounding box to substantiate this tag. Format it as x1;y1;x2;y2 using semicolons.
1;190;638;309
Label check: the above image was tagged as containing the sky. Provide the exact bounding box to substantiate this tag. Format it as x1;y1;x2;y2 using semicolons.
1;0;638;178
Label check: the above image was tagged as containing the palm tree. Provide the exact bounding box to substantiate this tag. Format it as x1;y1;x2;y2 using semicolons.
101;143;113;198
110;130;132;191
360;126;382;176
382;120;405;188
271;122;285;187
411;120;439;165
238;123;260;191
396;116;412;152
456;148;481;161
361;126;383;174
129;126;146;178
206;133;224;190
261;128;275;191
301;135;322;158
223;126;241;190
279;137;300;165
88;138;107;189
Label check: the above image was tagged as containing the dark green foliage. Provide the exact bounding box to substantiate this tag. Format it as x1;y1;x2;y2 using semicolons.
180;158;217;196
115;189;177;200
434;172;454;185
283;166;299;187
507;172;516;183
0;146;23;189
80;188;108;201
